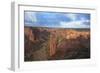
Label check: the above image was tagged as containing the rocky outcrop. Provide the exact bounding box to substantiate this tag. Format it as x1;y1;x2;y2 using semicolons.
24;27;50;61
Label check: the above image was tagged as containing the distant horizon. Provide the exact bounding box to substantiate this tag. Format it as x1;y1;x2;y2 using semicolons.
24;11;90;28
24;25;90;29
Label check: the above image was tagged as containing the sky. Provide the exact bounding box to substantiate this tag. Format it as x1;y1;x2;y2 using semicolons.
24;11;90;28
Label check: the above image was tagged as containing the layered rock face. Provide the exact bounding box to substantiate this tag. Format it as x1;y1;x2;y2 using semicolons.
49;29;90;59
24;27;90;61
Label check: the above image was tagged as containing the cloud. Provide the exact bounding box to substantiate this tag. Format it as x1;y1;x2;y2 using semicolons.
59;20;90;28
24;12;37;23
65;14;78;21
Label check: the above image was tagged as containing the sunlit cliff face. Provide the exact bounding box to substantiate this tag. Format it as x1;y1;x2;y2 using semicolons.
45;29;90;40
65;30;90;39
24;27;35;42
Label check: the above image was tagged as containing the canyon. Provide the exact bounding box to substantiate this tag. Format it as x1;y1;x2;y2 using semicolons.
24;27;90;61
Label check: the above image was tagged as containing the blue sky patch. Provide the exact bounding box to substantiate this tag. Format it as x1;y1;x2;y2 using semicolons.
24;11;90;28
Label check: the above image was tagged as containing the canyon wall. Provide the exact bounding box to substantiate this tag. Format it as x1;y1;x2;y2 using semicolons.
24;27;90;61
